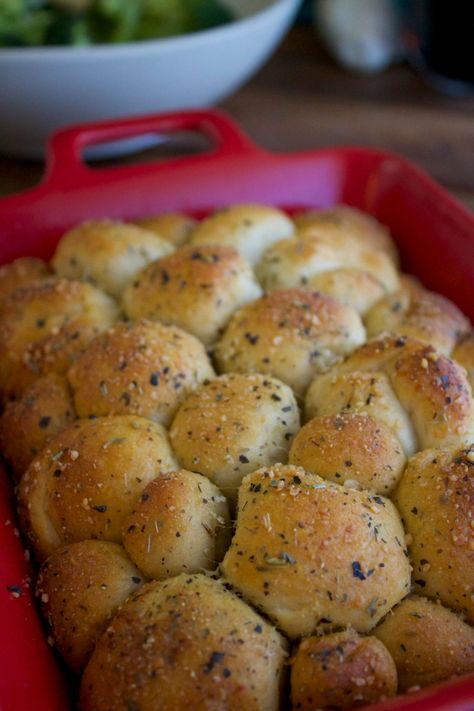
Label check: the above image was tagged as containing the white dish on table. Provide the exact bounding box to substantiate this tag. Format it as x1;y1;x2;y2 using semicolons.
0;0;301;159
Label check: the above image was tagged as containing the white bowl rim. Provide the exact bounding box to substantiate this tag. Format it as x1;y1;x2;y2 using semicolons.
0;0;299;58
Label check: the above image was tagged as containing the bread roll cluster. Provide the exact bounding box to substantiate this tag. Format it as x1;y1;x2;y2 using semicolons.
0;278;118;400
1;204;473;711
169;373;300;503
215;288;366;396
18;415;178;560
68;319;214;426
255;226;399;315
291;629;398;710
123;244;262;345
52;220;174;298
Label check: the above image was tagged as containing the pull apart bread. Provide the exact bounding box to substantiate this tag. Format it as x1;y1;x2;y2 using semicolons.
1;204;473;711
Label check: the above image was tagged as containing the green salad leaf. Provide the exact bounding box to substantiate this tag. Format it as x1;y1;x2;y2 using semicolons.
0;0;233;47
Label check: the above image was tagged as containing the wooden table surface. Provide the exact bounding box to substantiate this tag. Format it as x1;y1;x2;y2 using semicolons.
1;25;473;211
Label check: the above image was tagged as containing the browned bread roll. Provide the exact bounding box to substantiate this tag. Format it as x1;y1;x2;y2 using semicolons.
52;220;173;298
305;335;474;455
305;268;387;316
0;278;119;401
290;629;397;710
17;415;178;561
80;573;287;711
68;319;215;426
454;331;474;391
0;257;50;303
134;212;197;246
122;245;262;346
365;278;470;355
189;203;294;264
393;445;474;622
374;595;474;691
255;229;399;314
293;205;398;263
0;373;75;479
221;464;411;638
36;540;144;673
306;370;416;455
215;289;366;397
169;373;300;502
122;470;231;580
289;413;406;494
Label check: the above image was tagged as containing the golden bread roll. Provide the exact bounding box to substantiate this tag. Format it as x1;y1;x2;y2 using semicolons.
0;257;50;303
293;205;398;263
52;219;173;298
306;370;417;456
255;229;399;313
189;203;294;265
365;279;470;355
291;629;397;710
289;413;406;494
134;212;197;246
68;319;215;427
17;415;178;561
169;373;300;502
215;289;366;397
123;245;262;345
0;373;75;479
374;595;474;691
122;470;231;580
0;278;118;401
305;336;474;455
221;464;411;638
394;445;474;622
453;331;474;391
306;268;387;315
36;540;143;673
80;574;287;711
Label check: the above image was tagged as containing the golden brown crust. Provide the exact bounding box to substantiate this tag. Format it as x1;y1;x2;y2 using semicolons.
190;204;294;265
290;629;397;710
374;595;474;691
393;445;474;622
221;464;411;638
215;289;366;397
305;370;417;456
289;413;406;494
306;335;474;453
122;470;231;580
0;258;50;303
169;373;300;502
307;268;386;315
255;229;400;298
453;331;474;392
80;574;287;711
36;540;144;673
0;373;75;479
52;220;173;298
134;213;197;247
68;319;215;427
123;245;262;345
386;342;474;450
293;205;399;263
365;284;470;355
17;415;178;561
0;278;119;400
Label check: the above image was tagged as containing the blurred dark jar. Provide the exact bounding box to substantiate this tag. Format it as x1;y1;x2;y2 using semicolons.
405;0;474;95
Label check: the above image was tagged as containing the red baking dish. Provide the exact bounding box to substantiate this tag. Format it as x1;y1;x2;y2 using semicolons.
0;109;473;711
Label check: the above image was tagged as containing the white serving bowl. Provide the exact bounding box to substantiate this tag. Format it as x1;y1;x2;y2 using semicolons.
0;0;300;158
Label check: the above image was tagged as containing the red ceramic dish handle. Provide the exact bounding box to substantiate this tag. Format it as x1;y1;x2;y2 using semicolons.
44;109;261;188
